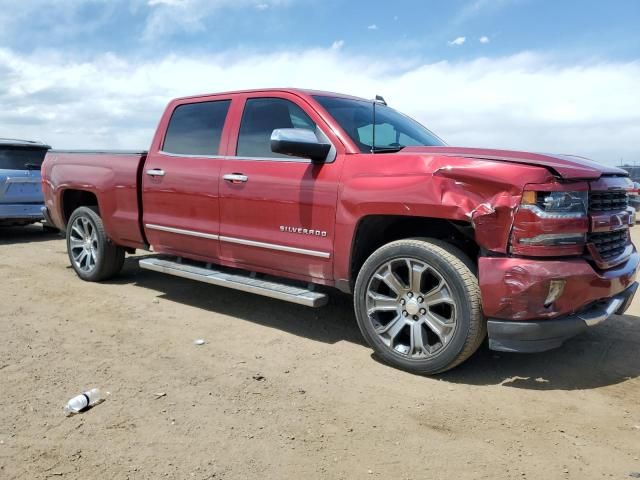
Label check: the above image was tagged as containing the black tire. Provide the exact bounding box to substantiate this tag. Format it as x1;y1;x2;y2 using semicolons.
354;238;485;375
66;206;125;282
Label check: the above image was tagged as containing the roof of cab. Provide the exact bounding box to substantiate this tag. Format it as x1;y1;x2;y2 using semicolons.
173;88;369;103
0;138;51;149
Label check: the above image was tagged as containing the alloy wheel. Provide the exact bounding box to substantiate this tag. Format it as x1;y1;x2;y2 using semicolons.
69;216;99;273
365;257;458;358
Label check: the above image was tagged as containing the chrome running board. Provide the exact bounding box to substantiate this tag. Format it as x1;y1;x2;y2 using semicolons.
139;257;328;308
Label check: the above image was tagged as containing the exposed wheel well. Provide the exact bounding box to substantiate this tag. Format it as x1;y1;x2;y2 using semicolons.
349;215;478;288
62;190;99;225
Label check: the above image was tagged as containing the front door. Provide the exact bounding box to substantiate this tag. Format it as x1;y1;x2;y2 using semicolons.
142;98;232;262
219;95;342;281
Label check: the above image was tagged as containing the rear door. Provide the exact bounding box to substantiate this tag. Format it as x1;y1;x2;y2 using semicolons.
218;93;344;281
142;97;232;262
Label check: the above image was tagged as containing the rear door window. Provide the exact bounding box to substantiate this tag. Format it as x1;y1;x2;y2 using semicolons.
163;100;231;156
236;98;316;158
0;147;48;170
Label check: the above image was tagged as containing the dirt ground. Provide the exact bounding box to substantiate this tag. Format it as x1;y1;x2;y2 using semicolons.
1;225;639;480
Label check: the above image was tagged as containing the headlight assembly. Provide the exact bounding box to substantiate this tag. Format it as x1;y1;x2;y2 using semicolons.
520;190;588;218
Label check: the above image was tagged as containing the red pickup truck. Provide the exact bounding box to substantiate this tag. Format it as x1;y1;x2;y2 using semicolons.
41;89;638;374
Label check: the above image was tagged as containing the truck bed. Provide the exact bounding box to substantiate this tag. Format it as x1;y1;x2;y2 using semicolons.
42;150;148;249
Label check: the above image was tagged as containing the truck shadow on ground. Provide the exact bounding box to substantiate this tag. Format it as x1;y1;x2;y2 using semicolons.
111;257;366;346
436;318;640;390
112;257;640;392
0;224;60;245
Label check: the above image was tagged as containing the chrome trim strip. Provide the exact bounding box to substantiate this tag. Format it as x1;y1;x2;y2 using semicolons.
4;177;41;184
145;224;219;240
159;150;315;163
219;235;330;258
578;296;625;327
159;151;225;159
229;156;315;163
145;224;330;258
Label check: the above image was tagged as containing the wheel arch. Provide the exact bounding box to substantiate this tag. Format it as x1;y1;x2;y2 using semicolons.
347;215;479;292
61;189;100;226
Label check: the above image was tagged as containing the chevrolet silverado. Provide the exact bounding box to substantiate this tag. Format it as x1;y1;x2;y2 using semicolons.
41;89;638;374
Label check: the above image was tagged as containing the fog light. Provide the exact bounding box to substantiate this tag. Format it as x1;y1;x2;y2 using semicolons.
544;279;566;307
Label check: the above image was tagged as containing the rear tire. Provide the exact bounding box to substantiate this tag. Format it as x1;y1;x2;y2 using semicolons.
66;206;125;282
354;238;485;374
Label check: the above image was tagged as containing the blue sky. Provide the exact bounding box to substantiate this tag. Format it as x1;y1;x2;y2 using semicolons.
3;0;639;61
1;0;639;164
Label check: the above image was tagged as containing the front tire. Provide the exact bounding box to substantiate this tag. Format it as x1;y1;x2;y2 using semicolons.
354;238;485;374
66;206;125;282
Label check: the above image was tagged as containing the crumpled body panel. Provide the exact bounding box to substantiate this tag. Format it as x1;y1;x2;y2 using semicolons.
334;153;554;282
479;253;639;320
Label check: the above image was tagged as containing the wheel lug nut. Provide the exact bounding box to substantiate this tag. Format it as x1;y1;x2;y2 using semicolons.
413;315;419;321
402;311;408;317
417;297;424;303
407;292;413;298
420;308;426;315
400;299;406;305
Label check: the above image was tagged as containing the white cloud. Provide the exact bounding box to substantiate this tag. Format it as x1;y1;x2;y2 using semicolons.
367;24;378;30
479;36;490;44
448;36;466;46
1;47;639;165
331;40;345;50
255;3;269;10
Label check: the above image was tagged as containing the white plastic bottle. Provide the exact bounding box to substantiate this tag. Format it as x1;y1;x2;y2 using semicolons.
64;388;101;416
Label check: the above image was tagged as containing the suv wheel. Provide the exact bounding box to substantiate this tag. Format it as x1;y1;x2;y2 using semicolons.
66;206;125;282
354;238;485;374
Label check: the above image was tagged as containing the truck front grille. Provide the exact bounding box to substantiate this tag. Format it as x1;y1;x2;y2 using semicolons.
588;230;629;260
589;190;628;212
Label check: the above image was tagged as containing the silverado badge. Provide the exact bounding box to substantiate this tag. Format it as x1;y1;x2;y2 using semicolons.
280;225;328;237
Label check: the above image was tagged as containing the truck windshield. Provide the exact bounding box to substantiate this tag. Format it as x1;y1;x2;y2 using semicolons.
313;95;445;153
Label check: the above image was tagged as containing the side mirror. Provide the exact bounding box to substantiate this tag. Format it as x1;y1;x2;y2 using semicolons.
270;128;331;163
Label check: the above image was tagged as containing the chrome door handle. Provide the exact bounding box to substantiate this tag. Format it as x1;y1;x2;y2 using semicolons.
146;169;165;177
223;173;248;183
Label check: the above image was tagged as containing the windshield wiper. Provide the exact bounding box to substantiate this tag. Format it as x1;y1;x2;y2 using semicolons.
370;146;405;153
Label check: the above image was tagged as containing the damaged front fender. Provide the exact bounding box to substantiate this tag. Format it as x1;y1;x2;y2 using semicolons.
433;160;554;252
333;153;556;283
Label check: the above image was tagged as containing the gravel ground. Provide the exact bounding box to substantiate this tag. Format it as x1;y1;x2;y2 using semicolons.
1;224;639;479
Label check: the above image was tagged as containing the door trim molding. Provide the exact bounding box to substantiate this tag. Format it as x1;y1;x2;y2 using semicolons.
219;235;330;259
145;224;331;259
145;223;220;240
